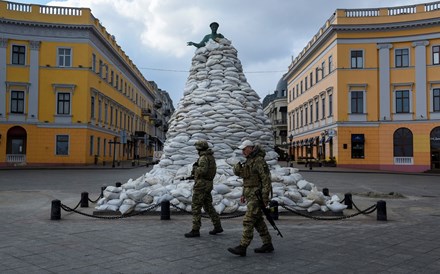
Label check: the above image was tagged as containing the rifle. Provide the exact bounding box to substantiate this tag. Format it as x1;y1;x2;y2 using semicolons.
255;189;283;238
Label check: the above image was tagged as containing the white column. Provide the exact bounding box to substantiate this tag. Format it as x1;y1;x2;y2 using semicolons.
377;43;393;121
0;38;7;121
412;40;429;120
27;40;40;122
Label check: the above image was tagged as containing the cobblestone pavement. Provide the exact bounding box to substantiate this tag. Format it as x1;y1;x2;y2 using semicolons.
0;166;439;273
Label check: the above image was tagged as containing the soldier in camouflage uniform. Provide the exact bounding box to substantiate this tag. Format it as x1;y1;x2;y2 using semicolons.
185;140;223;237
228;140;274;256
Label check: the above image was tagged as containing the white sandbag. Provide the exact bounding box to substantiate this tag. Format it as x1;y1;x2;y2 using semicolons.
326;201;347;213
223;203;239;214
297;180;312;190
306;187;326;205
107;198;123;207
126;188;149;202
279;196;296;206
224;188;242;199
105;186;122;193
119;199;136;215
214;184;231;195
214;203;225;214
157;194;174;203
142;195;153;204
306;203;320;213
95;204;119;211
297;198;314;208
285;190;302;203
103;190;120;200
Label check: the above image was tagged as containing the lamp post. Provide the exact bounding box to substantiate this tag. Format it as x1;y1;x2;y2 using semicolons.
288;134;293;167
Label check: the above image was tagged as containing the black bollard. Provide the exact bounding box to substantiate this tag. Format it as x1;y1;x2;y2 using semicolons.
344;193;353;209
269;200;279;220
80;192;89;208
115;182;122;187
51;199;61;220
100;186;106;198
161;201;170;220
377;200;387;221
322;188;329;197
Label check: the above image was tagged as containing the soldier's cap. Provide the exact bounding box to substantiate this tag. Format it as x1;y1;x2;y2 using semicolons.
210;22;219;28
238;140;254;149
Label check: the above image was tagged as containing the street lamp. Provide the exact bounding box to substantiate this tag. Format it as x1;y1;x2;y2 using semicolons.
288;134;293;167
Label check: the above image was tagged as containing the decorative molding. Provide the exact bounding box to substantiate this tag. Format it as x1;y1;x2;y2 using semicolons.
29;40;41;50
0;38;8;48
377;43;393;50
412;40;429;47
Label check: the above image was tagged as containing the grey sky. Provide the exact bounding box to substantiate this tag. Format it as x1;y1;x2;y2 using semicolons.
11;0;432;105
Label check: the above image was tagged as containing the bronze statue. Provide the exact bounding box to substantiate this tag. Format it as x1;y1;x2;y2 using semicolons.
187;22;225;48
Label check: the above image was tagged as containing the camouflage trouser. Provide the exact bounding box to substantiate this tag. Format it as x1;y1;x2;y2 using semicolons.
240;200;272;247
192;188;221;231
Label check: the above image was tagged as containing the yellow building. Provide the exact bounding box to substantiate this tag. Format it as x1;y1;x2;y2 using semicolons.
285;2;440;172
0;1;172;166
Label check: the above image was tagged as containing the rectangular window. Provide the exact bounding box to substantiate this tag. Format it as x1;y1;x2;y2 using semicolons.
321;97;326;119
305;76;308;90
395;48;409;68
310;104;313;122
104;103;108;124
300;81;303;93
97;137;101;156
91;96;95;119
58;48;72;67
300;109;303;127
328;55;333;73
305;106;308;125
351;91;364;113
396;90;410;113
98;99;102;122
110;70;114;86
310;72;313;87
115;109;118;128
115;75;119;89
99;60;103;77
351;134;365;159
433;46;440;65
11;90;24;113
90;136;94;156
315;100;319;122
103;139;107;157
92;53;96;72
321;61;325;78
329;94;333;116
434;88;440;112
57;92;70;115
12;45;26;65
296;84;299;97
351;50;363;69
110;106;114;126
56;135;69;155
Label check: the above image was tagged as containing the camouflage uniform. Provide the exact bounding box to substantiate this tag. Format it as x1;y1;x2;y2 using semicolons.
191;143;222;232
233;145;272;247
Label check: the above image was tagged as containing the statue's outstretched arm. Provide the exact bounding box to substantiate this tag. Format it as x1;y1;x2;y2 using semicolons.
187;35;210;48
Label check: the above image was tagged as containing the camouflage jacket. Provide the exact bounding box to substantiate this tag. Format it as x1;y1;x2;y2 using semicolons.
233;145;272;203
192;149;216;190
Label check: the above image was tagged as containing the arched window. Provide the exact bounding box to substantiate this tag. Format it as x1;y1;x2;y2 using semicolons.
393;128;413;157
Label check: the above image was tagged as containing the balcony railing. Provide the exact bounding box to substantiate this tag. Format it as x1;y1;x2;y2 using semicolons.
6;154;26;163
272;119;287;125
394;157;413;165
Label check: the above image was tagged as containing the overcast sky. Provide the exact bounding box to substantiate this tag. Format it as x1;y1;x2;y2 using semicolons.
12;0;432;106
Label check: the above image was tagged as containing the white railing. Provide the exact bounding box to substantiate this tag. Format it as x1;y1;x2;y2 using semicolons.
345;9;379;17
425;1;440;11
39;6;82;16
388;6;416;15
7;2;32;12
394;157;413;165
6;154;26;163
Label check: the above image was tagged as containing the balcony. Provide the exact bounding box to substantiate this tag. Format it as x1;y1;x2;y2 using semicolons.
141;108;152;116
272;119;287;126
154;100;163;109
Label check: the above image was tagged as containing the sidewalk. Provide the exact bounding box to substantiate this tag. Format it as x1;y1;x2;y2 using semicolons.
1;168;440;273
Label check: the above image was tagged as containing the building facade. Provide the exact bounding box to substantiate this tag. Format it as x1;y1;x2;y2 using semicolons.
285;2;440;172
262;77;288;159
0;1;173;166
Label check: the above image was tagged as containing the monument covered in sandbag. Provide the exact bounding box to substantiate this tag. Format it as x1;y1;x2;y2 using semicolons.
95;24;346;215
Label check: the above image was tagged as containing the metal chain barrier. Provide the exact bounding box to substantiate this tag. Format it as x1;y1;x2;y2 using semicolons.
170;203;246;219
60;202;160;219
281;203;377;221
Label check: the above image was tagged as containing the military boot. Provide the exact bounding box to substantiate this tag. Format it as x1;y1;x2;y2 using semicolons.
209;227;224;235
254;243;274;253
227;245;247;256
184;230;200;238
